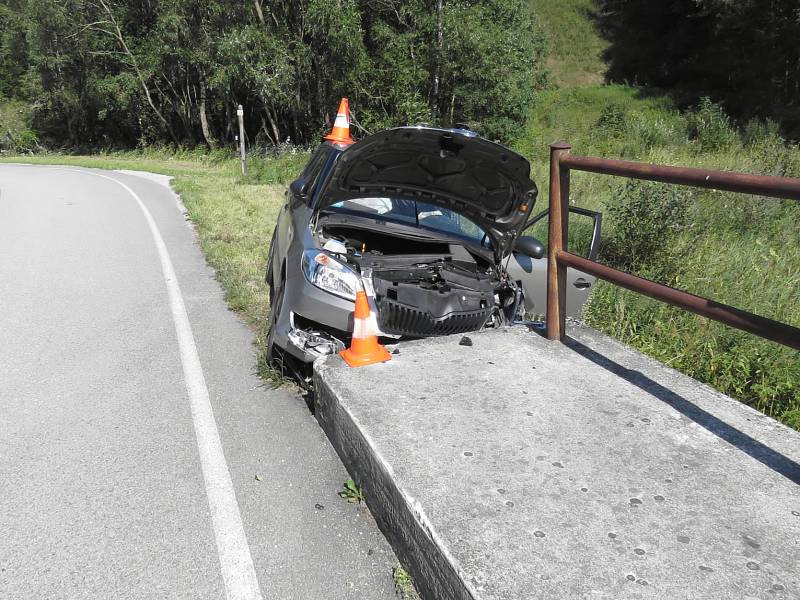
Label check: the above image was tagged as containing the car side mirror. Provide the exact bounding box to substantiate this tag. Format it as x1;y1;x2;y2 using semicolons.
514;236;545;260
289;179;308;199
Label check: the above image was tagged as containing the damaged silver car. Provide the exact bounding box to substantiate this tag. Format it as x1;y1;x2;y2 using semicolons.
265;123;597;382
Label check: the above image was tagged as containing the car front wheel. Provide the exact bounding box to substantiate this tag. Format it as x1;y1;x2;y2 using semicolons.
265;266;285;367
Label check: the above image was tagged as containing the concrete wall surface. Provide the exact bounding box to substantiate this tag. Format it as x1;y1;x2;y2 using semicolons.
314;324;800;600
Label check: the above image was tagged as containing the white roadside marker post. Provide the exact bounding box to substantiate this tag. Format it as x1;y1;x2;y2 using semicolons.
237;104;246;175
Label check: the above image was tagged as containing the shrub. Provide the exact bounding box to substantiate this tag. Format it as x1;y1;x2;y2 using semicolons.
599;179;692;280
396;94;433;127
741;118;781;147
241;152;308;186
747;134;800;179
687;97;737;152
0;99;39;153
2;127;38;153
624;113;685;152
595;102;628;136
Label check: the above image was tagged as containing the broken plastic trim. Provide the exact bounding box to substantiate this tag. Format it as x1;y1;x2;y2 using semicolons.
287;313;346;358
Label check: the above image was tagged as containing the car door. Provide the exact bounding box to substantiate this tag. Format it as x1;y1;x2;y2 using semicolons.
506;206;602;318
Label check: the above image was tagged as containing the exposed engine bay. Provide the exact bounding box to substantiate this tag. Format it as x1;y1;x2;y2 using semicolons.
316;217;523;338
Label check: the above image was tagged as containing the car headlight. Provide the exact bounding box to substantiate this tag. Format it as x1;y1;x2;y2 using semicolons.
301;250;360;301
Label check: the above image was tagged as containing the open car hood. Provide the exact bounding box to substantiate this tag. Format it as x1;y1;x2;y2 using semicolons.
315;127;538;256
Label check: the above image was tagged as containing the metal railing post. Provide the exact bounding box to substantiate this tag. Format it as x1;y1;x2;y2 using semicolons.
547;141;572;341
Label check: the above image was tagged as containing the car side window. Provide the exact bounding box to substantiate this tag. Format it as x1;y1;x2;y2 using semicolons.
294;146;331;205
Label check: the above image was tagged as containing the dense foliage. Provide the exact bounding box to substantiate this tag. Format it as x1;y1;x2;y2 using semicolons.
596;0;800;137
0;0;546;149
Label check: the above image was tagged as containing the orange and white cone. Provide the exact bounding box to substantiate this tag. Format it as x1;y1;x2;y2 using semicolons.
324;98;355;145
340;291;392;367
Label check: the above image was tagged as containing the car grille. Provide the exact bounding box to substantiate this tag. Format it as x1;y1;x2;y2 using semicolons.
377;299;491;337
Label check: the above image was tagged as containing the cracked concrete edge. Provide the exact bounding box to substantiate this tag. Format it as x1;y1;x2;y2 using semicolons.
313;358;478;600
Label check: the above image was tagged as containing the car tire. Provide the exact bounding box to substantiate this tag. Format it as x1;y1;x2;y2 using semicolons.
265;227;277;286
265;265;285;368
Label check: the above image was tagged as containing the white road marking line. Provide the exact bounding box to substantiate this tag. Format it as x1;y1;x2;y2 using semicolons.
64;168;263;600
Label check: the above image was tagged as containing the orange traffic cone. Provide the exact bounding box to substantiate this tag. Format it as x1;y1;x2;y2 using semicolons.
324;98;355;145
340;291;392;367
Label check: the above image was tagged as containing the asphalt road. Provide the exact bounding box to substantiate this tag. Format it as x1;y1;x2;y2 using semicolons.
0;165;397;599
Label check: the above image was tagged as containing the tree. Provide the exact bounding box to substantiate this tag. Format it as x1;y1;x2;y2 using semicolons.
360;0;547;140
0;0;548;147
597;0;800;136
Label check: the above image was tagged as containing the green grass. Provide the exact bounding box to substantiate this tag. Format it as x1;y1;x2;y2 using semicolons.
0;149;307;376
392;565;421;600
518;85;685;201
529;0;608;86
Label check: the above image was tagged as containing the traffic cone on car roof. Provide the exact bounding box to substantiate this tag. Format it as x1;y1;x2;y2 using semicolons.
340;291;392;367
324;97;354;145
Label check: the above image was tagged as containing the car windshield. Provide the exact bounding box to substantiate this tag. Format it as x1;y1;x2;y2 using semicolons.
327;198;487;244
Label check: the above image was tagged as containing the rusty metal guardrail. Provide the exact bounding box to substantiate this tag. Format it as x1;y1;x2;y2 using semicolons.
546;141;800;351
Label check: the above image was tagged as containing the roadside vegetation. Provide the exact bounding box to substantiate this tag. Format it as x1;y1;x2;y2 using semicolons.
392;565;421;600
0;97;38;153
1;0;798;429
338;479;366;504
527;0;800;429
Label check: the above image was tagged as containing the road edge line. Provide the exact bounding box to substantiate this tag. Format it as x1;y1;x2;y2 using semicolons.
65;167;264;600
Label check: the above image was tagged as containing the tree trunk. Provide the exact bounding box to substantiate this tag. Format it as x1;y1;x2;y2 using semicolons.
431;0;444;120
313;57;326;128
253;0;265;25
260;115;276;145
92;0;178;144
265;105;281;144
199;83;215;147
224;100;233;141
